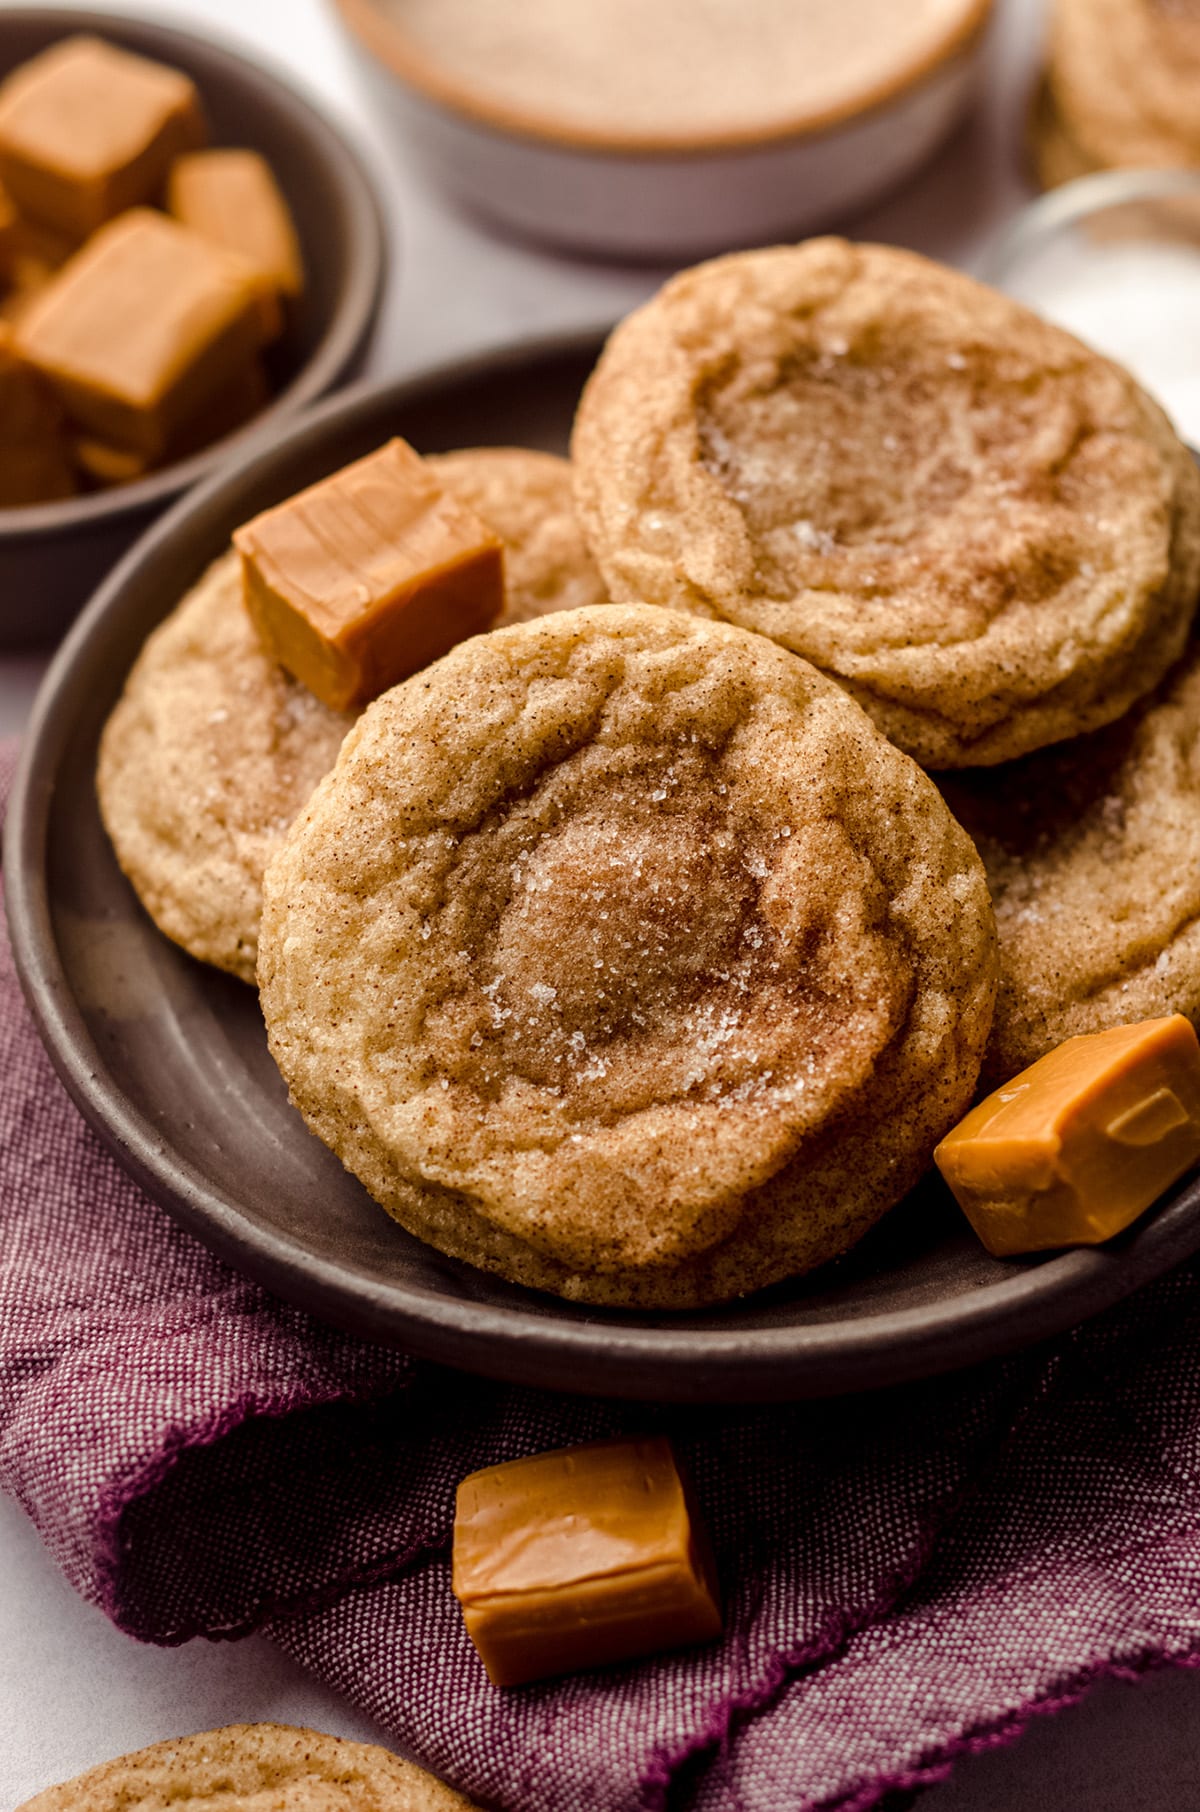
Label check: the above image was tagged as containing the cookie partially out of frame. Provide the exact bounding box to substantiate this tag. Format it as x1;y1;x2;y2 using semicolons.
572;239;1200;769
18;1721;477;1811
259;603;997;1309
97;449;605;983
1046;0;1200;174
944;641;1200;1085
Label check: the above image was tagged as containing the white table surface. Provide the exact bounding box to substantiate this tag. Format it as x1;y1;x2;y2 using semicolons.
6;0;1200;1804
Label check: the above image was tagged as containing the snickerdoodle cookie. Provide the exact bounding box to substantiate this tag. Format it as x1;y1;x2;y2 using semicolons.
97;550;353;984
98;450;604;983
943;641;1200;1085
428;447;607;626
1044;0;1200;176
17;1722;476;1811
572;239;1200;768
259;604;997;1309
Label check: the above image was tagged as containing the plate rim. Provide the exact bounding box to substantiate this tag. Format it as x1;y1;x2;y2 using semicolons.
8;331;1200;1403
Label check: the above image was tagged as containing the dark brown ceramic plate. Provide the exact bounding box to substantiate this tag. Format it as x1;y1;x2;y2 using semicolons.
0;8;386;647
9;334;1200;1402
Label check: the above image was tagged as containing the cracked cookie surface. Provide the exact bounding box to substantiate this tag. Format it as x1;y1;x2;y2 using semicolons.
1047;0;1200;171
259;603;997;1308
572;239;1200;768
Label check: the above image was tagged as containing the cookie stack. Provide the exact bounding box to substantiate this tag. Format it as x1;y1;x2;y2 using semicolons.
97;239;1200;1309
1032;0;1200;187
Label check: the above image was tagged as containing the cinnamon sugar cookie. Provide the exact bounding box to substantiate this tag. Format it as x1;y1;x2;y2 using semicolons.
572;240;1200;768
97;550;353;985
428;447;607;626
259;604;997;1309
98;451;603;983
18;1722;476;1810
1046;0;1200;174
943;641;1200;1085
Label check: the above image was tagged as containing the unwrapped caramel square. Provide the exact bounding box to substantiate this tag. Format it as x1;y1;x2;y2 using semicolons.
168;148;303;300
0;178;17;281
0;35;206;239
234;437;506;710
936;1015;1200;1256
0;321;74;505
453;1437;722;1687
72;355;270;488
16;209;268;457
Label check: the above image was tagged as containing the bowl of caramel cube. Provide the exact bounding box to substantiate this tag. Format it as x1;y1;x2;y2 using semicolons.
0;11;386;646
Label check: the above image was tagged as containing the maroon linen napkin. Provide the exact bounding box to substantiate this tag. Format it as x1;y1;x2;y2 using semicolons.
4;734;1200;1809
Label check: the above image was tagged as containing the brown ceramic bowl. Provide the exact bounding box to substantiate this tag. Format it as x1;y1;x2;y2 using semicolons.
10;334;1200;1403
0;8;386;648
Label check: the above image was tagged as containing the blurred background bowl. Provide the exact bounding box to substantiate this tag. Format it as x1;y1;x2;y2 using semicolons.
0;7;387;649
329;0;993;262
986;167;1200;450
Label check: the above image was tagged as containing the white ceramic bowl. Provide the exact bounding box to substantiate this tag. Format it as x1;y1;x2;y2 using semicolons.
330;0;993;261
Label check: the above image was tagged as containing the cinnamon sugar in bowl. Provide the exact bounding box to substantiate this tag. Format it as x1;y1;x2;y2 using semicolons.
331;0;992;259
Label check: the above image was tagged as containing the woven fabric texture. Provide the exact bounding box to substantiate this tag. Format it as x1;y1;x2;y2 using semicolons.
3;738;1200;1811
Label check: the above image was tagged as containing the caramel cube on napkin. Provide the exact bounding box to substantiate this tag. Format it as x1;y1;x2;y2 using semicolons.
0;322;75;505
0;35;206;239
234;437;505;710
935;1016;1200;1257
16;209;268;457
168;149;303;300
452;1437;722;1688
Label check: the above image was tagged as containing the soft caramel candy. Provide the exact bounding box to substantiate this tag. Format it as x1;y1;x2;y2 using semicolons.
935;1016;1200;1256
452;1437;722;1688
17;209;268;457
0;36;206;239
168;149;303;300
0;322;74;505
0;215;75;326
235;438;505;710
71;435;149;489
72;357;269;488
0;178;17;280
69;355;269;491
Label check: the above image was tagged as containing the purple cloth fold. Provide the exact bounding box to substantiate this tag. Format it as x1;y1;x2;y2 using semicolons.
4;734;1200;1809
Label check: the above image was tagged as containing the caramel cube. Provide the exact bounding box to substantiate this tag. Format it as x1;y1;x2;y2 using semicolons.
234;438;505;710
0;322;75;505
71;434;149;489
0;35;206;239
452;1437;722;1688
16;209;268;457
71;356;269;488
935;1016;1200;1257
0;178;17;281
168;149;303;300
